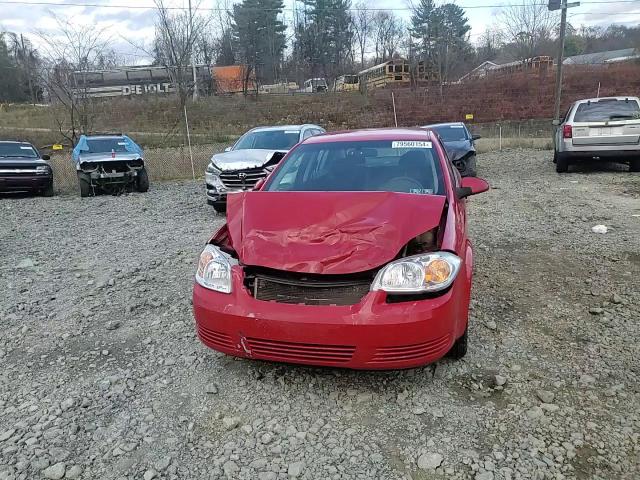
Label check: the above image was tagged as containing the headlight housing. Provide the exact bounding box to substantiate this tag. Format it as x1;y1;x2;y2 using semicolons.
36;165;50;175
195;245;237;293
206;162;221;174
371;252;461;294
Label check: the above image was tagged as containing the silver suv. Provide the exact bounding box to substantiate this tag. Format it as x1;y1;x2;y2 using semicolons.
205;125;325;213
554;96;640;173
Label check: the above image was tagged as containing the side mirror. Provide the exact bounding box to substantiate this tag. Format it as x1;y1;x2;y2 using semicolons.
224;146;232;152
457;177;489;199
253;178;266;191
471;134;482;141
41;154;51;160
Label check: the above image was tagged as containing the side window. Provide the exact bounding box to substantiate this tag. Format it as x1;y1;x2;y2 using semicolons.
312;129;323;136
302;129;314;140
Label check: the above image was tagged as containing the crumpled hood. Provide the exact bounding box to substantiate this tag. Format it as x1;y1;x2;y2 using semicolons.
442;140;474;162
226;191;447;274
77;152;142;163
211;149;287;171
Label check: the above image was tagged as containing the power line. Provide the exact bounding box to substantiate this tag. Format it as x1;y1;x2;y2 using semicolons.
0;0;639;11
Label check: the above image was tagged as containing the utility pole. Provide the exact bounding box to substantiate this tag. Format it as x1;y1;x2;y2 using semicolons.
20;34;35;105
551;0;580;126
189;0;198;100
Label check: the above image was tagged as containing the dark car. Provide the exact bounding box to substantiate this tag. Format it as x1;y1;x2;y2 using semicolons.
0;141;54;196
423;122;480;177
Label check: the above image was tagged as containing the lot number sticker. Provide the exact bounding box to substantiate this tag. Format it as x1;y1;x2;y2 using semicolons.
392;141;432;149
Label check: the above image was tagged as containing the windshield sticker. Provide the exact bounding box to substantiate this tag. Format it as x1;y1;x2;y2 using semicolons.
117;142;127;145
284;131;299;134
410;188;434;194
19;146;33;150
450;125;464;128
392;141;432;149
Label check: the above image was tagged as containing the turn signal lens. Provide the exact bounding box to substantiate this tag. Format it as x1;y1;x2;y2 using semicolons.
563;124;573;139
424;259;451;284
195;245;237;293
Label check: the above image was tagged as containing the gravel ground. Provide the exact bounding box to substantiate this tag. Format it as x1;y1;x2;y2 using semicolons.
1;149;639;480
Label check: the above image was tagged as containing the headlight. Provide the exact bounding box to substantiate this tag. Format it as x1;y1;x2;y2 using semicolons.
36;165;50;175
371;252;461;293
195;245;237;293
206;162;221;174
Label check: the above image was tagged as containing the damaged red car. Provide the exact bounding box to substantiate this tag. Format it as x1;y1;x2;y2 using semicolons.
193;129;489;369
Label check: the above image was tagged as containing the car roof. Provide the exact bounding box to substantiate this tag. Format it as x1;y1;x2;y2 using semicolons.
83;135;125;140
0;140;34;146
573;96;640;104
422;122;466;128
249;125;322;133
303;128;436;144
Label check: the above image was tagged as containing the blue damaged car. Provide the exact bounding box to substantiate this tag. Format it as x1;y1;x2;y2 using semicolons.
72;134;149;197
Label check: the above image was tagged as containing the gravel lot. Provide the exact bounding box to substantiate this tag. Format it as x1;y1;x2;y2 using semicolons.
1;149;639;480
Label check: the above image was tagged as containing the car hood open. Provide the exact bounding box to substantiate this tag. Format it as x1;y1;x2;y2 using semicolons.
226;191;447;274
211;149;287;171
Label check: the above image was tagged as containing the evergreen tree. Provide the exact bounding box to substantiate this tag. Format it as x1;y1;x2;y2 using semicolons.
232;0;287;86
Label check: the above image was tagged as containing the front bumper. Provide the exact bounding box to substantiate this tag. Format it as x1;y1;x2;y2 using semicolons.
193;268;469;370
0;174;52;193
88;170;138;185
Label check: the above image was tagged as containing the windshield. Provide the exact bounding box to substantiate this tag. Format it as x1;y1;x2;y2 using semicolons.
0;143;38;158
432;125;469;142
574;99;640;122
265;140;445;195
86;138;128;153
234;130;301;151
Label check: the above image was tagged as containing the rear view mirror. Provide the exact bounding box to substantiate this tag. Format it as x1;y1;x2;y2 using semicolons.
457;177;489;199
471;134;482;141
41;154;51;160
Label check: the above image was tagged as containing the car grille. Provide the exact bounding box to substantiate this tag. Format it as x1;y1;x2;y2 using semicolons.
219;167;267;189
245;337;356;364
196;325;236;351
366;334;451;365
252;273;371;306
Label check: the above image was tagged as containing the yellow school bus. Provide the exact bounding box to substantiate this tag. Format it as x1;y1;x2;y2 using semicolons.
358;59;431;91
334;75;359;92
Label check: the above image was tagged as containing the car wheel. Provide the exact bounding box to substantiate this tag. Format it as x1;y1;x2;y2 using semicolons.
461;155;477;177
447;326;468;360
552;149;558;164
213;203;227;214
42;182;54;197
630;158;640;172
77;172;92;197
555;153;569;173
137;167;150;192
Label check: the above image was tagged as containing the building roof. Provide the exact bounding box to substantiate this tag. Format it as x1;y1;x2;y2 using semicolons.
563;48;638;65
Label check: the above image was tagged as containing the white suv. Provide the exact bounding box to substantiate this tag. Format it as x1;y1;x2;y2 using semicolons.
554;96;640;173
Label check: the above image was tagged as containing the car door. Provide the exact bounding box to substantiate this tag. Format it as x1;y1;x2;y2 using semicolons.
570;98;640;147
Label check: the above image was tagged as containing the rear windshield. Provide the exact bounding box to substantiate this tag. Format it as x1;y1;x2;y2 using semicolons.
86;138;128;153
0;143;37;158
432;125;469;142
574;99;640;122
265;140;445;195
235;130;301;151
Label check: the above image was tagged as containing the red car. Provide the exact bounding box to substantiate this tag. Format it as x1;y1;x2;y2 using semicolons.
193;129;489;369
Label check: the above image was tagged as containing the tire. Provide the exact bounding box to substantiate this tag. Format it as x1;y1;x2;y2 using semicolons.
555;153;569;173
461;155;477;177
447;326;468;360
42;182;54;197
552;150;558;164
77;172;92;197
213;203;227;214
630;158;640;172
136;167;149;192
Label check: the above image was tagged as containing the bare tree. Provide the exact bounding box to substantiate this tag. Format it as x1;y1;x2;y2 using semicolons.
352;2;373;69
499;1;557;61
36;12;112;145
151;0;210;140
372;11;404;64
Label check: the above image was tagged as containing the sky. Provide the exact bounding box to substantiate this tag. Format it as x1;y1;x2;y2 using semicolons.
1;0;639;65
